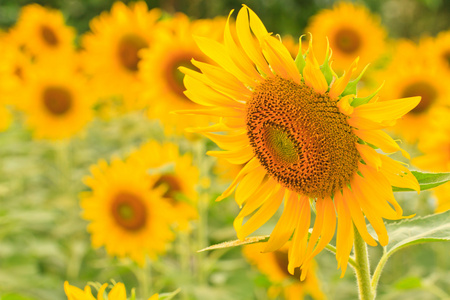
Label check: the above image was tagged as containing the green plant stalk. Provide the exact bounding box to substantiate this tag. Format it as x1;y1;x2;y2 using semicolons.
353;225;374;300
370;247;389;295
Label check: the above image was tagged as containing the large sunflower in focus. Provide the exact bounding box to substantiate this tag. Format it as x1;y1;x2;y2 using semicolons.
127;140;199;230
64;281;159;300
306;2;386;73
22;58;93;140
13;4;75;59
81;158;175;265
243;242;325;300
81;1;160;110
377;40;450;142
180;6;420;279
139;14;226;135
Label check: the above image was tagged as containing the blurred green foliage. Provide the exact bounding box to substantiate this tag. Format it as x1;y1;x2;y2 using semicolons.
0;0;449;38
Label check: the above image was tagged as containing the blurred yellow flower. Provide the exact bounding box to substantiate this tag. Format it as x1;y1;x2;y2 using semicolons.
181;6;419;279
426;30;450;76
81;1;160;111
127;140;199;230
377;40;450;142
0;105;12;132
21;57;93;140
413;108;450;212
139;13;226;135
243;242;326;300
64;281;159;300
0;30;32;108
81;158;175;265
12;4;75;59
306;1;386;73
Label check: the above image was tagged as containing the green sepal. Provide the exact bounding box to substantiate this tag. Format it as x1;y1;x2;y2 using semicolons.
294;35;307;75
320;38;334;85
351;82;384;107
341;63;370;97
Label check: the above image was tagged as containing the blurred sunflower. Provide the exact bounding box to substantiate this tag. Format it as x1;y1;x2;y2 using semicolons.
378;40;450;142
127;140;199;230
21;57;93;140
81;1;160;110
64;281;159;300
139;13;226;135
181;6;420;278
427;30;450;76
0;30;32;108
306;1;386;73
413;108;450;212
243;242;325;300
12;3;75;59
81;158;175;265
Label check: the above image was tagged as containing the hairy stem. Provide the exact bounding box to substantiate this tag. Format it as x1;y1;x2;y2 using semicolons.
353;225;374;300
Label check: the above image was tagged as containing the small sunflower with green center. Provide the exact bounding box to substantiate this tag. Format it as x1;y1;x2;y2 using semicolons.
306;1;386;73
81;1;160;111
21;57;93;140
179;6;420;279
127;140;199;230
243;242;325;300
139;13;226;135
64;281;158;300
376;39;450;142
12;3;75;59
81;157;175;265
413;108;450;213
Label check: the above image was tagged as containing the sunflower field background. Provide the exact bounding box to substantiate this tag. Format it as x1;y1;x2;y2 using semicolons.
0;0;450;299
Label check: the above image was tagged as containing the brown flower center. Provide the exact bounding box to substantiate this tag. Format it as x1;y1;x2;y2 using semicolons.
42;86;72;116
155;174;182;204
401;81;437;114
117;34;148;72
247;76;359;199
111;192;147;231
41;25;59;47
334;28;361;54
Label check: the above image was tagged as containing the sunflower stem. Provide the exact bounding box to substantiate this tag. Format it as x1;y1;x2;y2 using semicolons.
370;247;389;297
138;259;151;298
353;225;374;300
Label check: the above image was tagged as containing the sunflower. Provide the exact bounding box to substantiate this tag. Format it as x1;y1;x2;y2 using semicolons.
81;1;160;111
64;281;159;300
81;158;175;265
243;242;325;300
306;1;386;73
426;30;450;76
180;6;420;279
127;140;199;230
0;30;32;108
12;4;75;59
377;40;450;142
139;13;226;135
21;57;93;140
413;108;450;212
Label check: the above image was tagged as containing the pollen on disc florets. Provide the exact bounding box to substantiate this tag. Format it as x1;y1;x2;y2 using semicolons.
246;76;360;199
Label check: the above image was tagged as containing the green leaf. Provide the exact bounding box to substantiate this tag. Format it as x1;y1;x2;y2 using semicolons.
392;171;450;192
159;288;181;300
369;210;450;254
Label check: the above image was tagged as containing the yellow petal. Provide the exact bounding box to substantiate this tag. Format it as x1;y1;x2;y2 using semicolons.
353;97;421;123
379;155;420;192
203;131;248;150
329;57;359;99
264;192;301;252
235;165;267;204
334;192;354;277
303;37;328;94
355;129;410;159
235;7;272;76
337;95;355;115
207;145;254;164
237;187;285;239
356;143;382;170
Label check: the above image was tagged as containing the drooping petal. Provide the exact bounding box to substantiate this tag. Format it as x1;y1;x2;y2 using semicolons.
235;165;267;204
329;57;359;99
355;129;410;159
334;191;354;277
352;97;421;123
264;192;301;252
